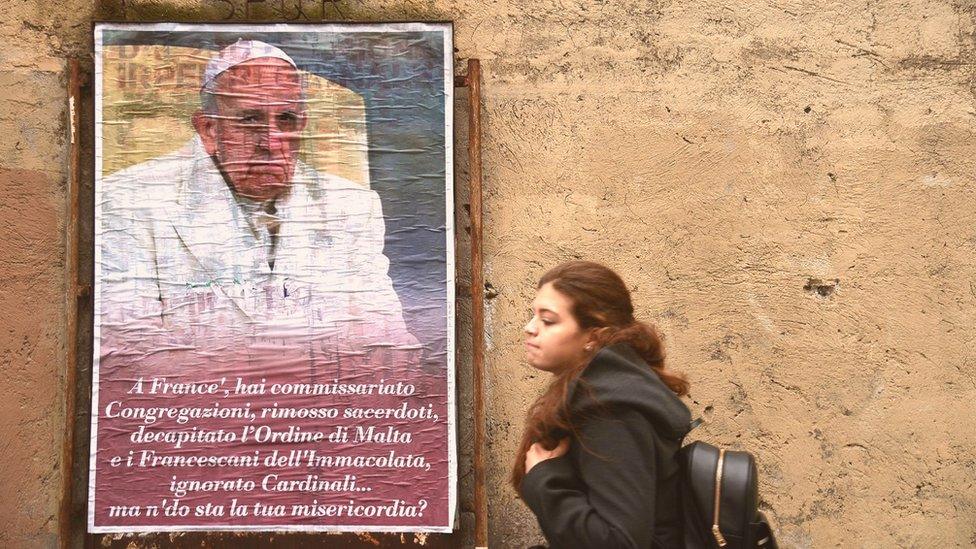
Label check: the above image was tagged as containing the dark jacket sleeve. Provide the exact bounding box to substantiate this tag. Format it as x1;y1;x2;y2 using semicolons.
520;408;659;549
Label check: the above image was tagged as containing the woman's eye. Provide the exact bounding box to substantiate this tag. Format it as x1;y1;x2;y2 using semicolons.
540;319;554;326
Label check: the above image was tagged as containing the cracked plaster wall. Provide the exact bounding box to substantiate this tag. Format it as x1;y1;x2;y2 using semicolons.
1;0;975;547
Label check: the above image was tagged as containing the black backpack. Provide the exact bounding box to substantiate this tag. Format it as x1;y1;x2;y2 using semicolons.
678;439;778;549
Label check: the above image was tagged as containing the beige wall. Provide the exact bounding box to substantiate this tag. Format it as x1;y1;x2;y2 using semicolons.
2;0;975;547
0;0;90;546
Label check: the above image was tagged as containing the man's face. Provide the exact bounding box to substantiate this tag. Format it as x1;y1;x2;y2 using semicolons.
194;57;307;201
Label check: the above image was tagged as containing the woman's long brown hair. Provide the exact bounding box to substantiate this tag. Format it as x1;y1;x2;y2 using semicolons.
510;261;690;493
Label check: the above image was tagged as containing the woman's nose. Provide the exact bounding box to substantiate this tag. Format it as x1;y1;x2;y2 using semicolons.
524;317;537;335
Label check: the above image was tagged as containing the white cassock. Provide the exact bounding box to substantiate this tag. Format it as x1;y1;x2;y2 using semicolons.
97;135;418;370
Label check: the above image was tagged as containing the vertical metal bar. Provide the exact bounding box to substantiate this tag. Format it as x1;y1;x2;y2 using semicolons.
466;58;488;549
61;58;82;549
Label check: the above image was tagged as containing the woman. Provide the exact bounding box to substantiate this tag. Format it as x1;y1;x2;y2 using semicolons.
513;261;692;548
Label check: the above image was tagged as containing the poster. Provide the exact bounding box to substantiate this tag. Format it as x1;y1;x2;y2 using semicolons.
90;22;454;532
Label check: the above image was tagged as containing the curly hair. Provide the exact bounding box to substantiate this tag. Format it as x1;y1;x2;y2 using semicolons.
510;260;689;492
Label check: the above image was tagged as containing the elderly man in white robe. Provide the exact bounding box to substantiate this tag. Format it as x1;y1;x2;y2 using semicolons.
98;40;418;373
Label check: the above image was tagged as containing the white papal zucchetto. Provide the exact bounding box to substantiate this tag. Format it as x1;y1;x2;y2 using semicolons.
202;39;298;91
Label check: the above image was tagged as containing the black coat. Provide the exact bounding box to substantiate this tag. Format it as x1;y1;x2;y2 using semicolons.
521;343;692;549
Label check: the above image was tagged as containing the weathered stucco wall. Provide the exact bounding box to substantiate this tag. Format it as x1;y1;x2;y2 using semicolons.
1;0;975;547
0;0;92;546
476;1;976;546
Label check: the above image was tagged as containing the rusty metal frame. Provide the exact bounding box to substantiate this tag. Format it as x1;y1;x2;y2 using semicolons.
61;58;83;549
61;57;484;548
455;58;486;549
461;59;486;549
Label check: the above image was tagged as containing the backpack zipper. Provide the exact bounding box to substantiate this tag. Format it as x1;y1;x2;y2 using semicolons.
712;448;728;547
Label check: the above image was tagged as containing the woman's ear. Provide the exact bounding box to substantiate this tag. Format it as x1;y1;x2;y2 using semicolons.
585;327;605;351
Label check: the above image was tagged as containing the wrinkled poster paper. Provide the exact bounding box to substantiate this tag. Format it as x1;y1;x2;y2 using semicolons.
90;22;454;532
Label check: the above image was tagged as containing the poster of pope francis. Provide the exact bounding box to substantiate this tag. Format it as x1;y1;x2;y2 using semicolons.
89;23;455;533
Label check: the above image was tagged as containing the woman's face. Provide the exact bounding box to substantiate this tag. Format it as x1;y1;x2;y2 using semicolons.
524;282;594;374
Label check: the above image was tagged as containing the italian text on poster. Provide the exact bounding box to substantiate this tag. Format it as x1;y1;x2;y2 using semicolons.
90;22;455;533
